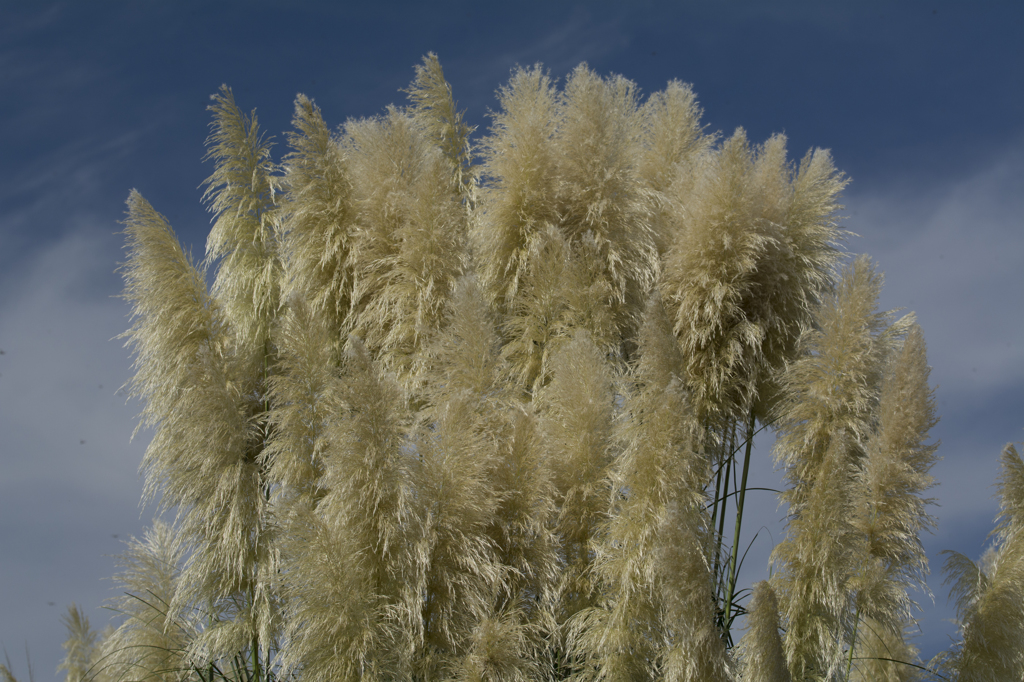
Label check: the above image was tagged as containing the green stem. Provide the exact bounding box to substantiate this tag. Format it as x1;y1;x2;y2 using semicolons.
708;429;728;636
723;411;756;632
846;605;861;681
710;455;724;537
251;635;261;682
714;448;732;622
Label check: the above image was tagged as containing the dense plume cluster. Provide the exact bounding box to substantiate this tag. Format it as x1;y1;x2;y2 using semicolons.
40;55;1023;682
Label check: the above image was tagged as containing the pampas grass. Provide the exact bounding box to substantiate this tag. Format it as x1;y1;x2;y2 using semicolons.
736;582;791;682
771;256;912;680
279;95;356;357
60;55;1021;682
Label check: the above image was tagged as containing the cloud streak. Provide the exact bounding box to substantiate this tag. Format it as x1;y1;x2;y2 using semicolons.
850;139;1023;402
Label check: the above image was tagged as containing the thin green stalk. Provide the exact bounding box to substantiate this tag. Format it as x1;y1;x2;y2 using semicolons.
849;656;949;681
712;419;738;632
715;458;731;569
846;605;861;681
251;637;261;682
723;411;756;631
714;451;732;623
710;457;724;534
718;422;738;533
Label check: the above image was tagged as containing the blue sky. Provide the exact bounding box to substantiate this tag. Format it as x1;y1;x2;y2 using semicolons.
1;1;1021;677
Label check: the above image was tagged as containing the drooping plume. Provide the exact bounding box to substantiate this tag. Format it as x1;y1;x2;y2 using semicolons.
265;295;335;498
570;296;728;682
637;79;712;256
552;65;658;340
537;331;617;627
475;65;560;316
499;225;619;395
659;131;846;422
410;390;505;678
121;191;268;664
479;65;658;389
419;279;560;645
278;337;417;681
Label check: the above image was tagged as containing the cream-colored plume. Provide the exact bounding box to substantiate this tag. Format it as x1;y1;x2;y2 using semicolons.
121;190;269;669
345;106;468;378
406;52;475;196
202;85;282;378
58;606;101;682
847;324;938;680
636;80;712;256
475;65;560;316
278;337;417;681
538;331;617;626
552;65;657;337
264;295;334;498
280;94;355;357
571;296;728;681
772;256;910;680
659;131;846;423
736;581;791;682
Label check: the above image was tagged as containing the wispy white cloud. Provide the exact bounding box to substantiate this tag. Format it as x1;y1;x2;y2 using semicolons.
848;138;1023;405
2;130;145;209
0;118;158;280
